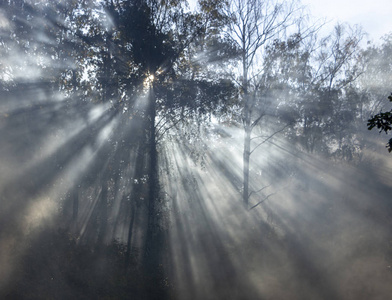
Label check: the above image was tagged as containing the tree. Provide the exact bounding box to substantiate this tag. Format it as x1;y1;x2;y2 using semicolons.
267;24;364;159
200;0;300;208
357;34;392;154
367;94;392;152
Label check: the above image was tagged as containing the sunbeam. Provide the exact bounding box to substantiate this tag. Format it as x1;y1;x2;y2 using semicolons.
1;1;392;299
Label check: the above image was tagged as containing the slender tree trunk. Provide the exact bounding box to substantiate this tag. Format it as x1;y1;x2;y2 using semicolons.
243;125;251;208
72;187;78;221
304;113;309;152
242;43;251;208
97;180;108;245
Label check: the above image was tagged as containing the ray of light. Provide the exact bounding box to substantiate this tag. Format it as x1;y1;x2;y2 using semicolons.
157;118;392;300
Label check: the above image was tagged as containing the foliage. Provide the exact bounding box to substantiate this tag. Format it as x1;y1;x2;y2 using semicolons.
367;94;392;152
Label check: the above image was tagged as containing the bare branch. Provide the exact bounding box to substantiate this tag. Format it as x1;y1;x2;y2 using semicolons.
249;193;275;210
250;124;289;154
248;184;270;198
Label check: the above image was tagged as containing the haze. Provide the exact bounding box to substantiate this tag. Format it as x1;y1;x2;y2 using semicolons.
0;1;391;299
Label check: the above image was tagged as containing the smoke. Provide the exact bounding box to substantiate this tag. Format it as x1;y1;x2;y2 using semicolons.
0;1;392;299
159;124;392;300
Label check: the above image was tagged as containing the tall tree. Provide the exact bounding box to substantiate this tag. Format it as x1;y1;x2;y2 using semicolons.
200;0;300;208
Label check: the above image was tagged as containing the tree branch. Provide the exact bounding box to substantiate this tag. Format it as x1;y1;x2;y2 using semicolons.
249;193;275;210
248;184;270;198
250;124;289;155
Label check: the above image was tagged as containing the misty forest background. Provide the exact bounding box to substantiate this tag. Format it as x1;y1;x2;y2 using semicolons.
1;0;392;299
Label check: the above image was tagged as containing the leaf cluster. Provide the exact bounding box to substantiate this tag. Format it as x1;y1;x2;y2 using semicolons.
367;94;392;152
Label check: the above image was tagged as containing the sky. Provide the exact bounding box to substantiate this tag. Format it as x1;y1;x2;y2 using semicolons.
302;0;392;42
188;0;392;43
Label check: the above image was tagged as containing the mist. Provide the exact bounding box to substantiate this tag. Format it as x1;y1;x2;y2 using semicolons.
1;1;392;299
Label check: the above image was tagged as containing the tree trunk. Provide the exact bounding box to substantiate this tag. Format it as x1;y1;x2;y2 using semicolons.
243;125;251;209
143;87;166;298
125;142;145;269
242;42;251;208
97;180;108;245
72;187;78;222
146;88;158;257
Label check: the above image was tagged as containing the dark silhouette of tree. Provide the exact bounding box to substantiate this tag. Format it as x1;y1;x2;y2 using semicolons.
368;94;392;152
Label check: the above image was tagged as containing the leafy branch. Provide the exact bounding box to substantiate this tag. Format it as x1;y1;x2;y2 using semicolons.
367;94;392;152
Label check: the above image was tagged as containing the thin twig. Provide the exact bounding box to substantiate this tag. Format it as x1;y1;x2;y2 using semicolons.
250;124;289;154
248;184;270;198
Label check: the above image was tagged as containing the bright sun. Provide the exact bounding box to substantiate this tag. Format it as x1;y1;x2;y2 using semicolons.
143;73;155;89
